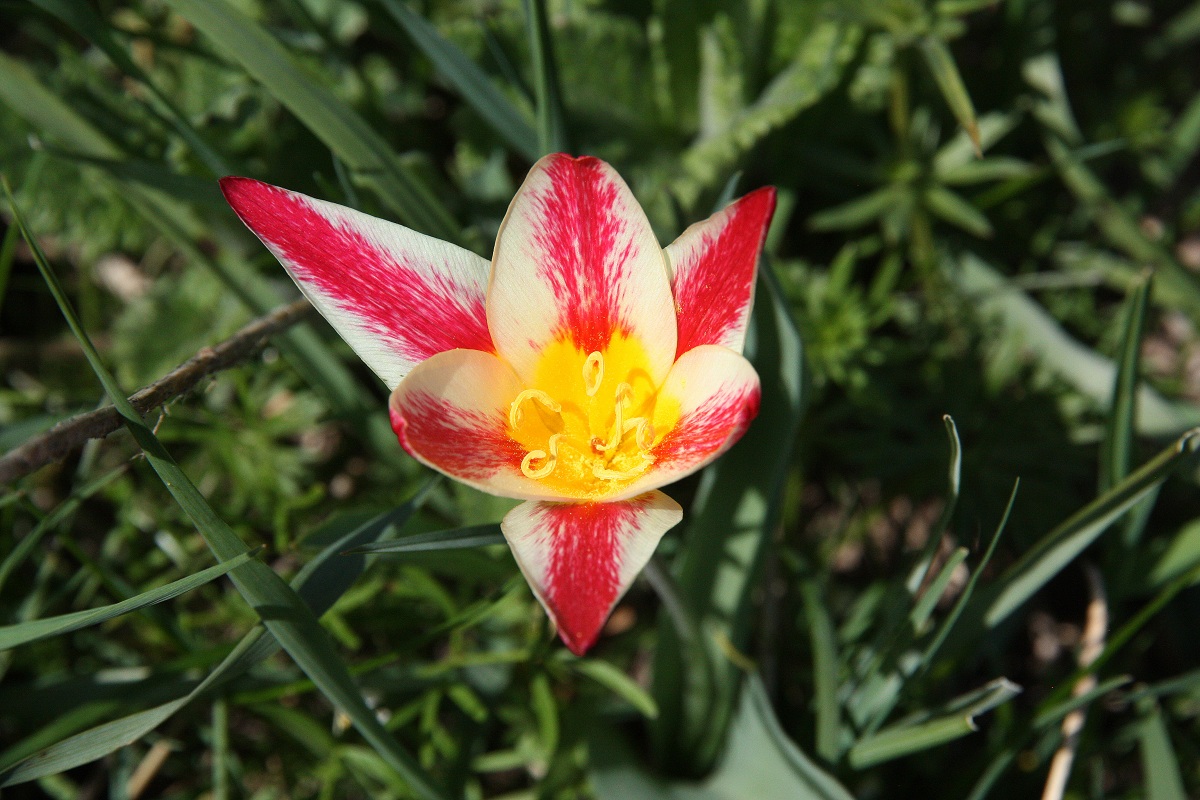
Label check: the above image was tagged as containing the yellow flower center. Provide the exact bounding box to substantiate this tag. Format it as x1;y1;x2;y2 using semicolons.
508;334;679;499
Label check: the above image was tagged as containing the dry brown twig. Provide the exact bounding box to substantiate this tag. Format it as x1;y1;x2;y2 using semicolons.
1;299;314;485
1040;563;1108;800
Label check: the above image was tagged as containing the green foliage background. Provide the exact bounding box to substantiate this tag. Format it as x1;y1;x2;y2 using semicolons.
2;0;1200;797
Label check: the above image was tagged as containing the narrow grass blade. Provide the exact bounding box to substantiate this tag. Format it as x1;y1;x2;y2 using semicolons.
919;36;981;154
918;479;1017;673
0;553;254;651
909;548;969;632
380;0;538;161
1032;675;1130;729
911;415;963;591
848;679;1021;768
29;0;231;176
924;185;992;238
0;52;380;429
800;579;842;762
0;468;125;594
5;185;449;800
521;0;568;155
568;657;658;719
1136;701;1188;800
345;524;505;555
0;483;432;784
983;429;1200;628
163;0;459;241
1102;271;1152;492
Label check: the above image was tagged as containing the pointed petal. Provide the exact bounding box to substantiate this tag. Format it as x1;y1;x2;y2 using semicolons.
221;177;493;389
611;345;760;501
501;491;683;655
488;154;677;384
388;349;560;501
665;186;776;357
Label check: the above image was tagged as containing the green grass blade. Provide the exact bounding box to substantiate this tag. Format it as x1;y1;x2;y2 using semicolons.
0;52;380;428
29;0;231;176
0;553;254;651
924;186;992;238
1032;675;1131;729
800;579;842;762
918;479;1017;673
521;0;568;155
345;524;505;555
1102;271;1152;492
848;679;1021;768
163;0;459;242
983;429;1200;628
1136;701;1188;800
5;184;449;800
568;657;659;719
909;548;969;633
0;468;125;594
918;35;981;154
380;0;539;161
911;416;963;590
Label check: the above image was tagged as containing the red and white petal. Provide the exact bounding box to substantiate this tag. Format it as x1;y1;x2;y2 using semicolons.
488;154;677;385
664;186;776;358
611;345;760;500
388;349;562;501
221;177;493;389
501;491;683;655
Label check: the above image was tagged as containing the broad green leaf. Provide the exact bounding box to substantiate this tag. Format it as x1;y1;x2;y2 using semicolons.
4;186;449;800
345;524;505;555
0;552;254;651
651;260;804;773
848;679;1021;768
952;254;1200;436
983;428;1200;628
163;0;459;242
592;676;854;800
918;36;980;154
380;0;539;161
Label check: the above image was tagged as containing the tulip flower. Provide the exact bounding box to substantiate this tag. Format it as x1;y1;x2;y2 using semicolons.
221;154;774;654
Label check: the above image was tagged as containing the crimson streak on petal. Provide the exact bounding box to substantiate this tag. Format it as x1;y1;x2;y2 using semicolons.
220;178;493;367
654;383;761;471
669;186;776;358
528;156;639;352
391;392;524;481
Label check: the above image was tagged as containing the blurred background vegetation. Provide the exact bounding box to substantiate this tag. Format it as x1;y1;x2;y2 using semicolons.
2;0;1200;797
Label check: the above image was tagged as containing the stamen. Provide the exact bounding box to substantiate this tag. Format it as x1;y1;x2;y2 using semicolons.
520;434;563;480
509;389;562;429
602;382;634;453
623;417;656;451
583;351;605;397
592;455;654;482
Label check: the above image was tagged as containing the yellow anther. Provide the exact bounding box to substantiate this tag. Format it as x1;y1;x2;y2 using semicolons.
601;382;634;453
623;417;656;451
583;351;605;397
520;434;563;480
509;389;561;429
592;456;654;482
